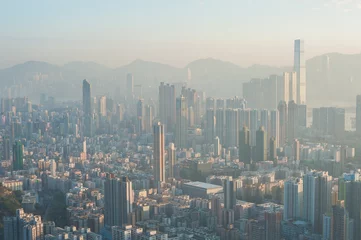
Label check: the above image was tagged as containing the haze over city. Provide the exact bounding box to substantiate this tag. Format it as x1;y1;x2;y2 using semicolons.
2;1;361;240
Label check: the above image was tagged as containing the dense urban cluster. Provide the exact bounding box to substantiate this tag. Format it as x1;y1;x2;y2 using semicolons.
1;40;360;240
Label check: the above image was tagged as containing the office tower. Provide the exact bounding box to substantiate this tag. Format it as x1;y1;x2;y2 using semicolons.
239;126;251;165
206;97;215;110
159;82;176;131
250;109;259;146
260;110;270;137
137;99;144;133
265;210;282;240
175;95;188;149
126;73;134;100
153;122;165;183
205;109;215;143
293;139;300;161
239;109;250;128
284;178;303;220
255;126;267;162
294;39;306;104
82;79;92;137
356;95;361;135
213;136;221;156
332;203;351;240
168;143;175;179
298;105;307;128
312;108;320;130
270;110;279;148
144;105;153;133
223;177;236;210
13;140;23;171
104;176;134;227
303;171;332;234
278;73;290;103
269;137;276;162
98;96;107;117
225;109;239;148
215;109;225;144
2;137;10;160
287;100;298;141
345;181;361;239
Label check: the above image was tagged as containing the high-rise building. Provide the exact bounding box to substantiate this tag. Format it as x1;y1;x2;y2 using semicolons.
284;178;303;220
287;100;298;141
12;140;23;171
255;126;267;162
225;109;239;148
215;109;225;144
98;95;107;117
293;139;300;161
250;110;259;147
223;177;236;210
137;99;144;133
104;175;134;227
2;137;10;160
332;203;352;240
356;95;361;135
345;181;361;239
159;82;176;132
269;137;277;162
294;39;306;104
168;143;175;179
144;105;153;133
126;73;134;100
213;136;221;157
278;101;288;147
278;73;290;104
153;122;165;183
83;79;92;137
265;210;282;240
270;110;279;148
303;171;332;234
175;95;188;149
205;109;215;144
239;126;251;165
298;105;307;128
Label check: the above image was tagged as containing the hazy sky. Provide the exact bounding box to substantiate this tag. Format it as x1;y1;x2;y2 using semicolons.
1;0;361;69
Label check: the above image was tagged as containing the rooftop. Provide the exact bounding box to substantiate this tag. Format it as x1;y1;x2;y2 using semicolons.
183;181;222;190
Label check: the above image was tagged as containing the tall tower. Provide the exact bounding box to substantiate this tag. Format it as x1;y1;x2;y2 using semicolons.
356;95;361;135
98;96;107;117
175;95;188;149
213;136;221;157
270;110;279;148
104;175;134;227
205;109;215;143
269;137;277;162
293;139;300;161
153;122;165;183
168;143;175;179
250;109;259;147
159;83;176;131
239;126;251;165
2;137;10;160
12;140;23;171
126;73;134;100
136;99;144;134
294;39;306;104
303;171;332;234
223;177;236;210
215;109;225;145
82;79;92;137
225;109;239;148
255;126;267;162
288;100;298;141
284;178;303;220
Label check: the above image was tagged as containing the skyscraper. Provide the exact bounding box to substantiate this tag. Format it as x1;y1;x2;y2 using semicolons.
293;139;300;161
269;137;277;162
213;136;221;157
159;82;176;131
294;39;306;104
136;99;144;134
223;177;236;210
345;180;361;239
356;95;361;135
255;126;267;162
126;73;134;100
239;126;251;165
284;178;303;220
225;109;239;148
265;210;282;240
175;95;188;149
104;175;134;227
13;140;23;171
303;171;332;234
250;109;259;147
205;109;215;144
168;143;175;179
332;203;352;240
82;79;92;137
215;108;225;145
287;100;298;141
2;137;10;160
153;122;165;183
98;95;107;117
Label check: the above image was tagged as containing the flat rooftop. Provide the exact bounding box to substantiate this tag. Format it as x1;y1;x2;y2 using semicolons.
183;181;222;190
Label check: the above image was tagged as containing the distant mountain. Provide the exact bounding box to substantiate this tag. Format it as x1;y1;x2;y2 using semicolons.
0;53;360;106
